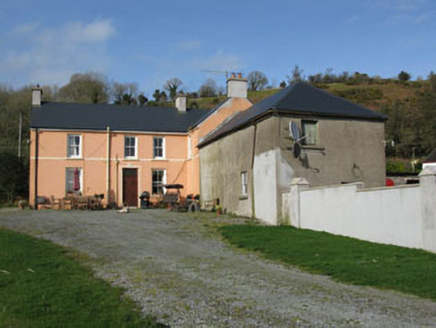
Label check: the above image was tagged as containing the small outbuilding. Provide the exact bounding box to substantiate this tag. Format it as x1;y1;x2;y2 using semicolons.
198;83;388;224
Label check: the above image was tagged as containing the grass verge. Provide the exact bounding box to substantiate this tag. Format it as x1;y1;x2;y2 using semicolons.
0;228;165;328
220;225;436;301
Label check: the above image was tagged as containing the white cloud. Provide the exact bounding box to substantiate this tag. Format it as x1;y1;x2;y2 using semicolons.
177;40;201;51
64;20;115;43
195;51;244;72
368;0;432;25
0;19;115;87
345;14;360;24
370;0;427;12
414;11;436;24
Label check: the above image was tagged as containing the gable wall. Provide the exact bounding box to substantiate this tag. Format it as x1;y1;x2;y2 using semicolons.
199;126;255;217
187;98;252;195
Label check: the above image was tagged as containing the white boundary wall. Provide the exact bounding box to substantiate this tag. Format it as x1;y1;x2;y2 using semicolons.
282;167;436;253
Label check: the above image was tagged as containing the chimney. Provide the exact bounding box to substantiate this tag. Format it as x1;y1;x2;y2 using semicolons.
227;73;247;99
32;85;43;107
175;94;187;112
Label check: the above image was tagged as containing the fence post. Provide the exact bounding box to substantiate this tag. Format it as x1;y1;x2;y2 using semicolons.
419;166;436;253
287;178;309;228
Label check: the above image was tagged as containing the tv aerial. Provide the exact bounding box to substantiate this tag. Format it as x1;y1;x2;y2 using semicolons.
289;121;307;158
201;69;244;79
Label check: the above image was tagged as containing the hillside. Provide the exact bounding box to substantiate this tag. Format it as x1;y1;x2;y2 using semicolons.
188;81;421;112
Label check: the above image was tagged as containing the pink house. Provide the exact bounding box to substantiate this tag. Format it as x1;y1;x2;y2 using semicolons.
29;76;252;208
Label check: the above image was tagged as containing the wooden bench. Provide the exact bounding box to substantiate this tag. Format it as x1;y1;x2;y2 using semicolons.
162;193;179;208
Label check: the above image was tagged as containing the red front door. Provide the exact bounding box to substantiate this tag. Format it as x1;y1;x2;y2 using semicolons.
122;168;138;207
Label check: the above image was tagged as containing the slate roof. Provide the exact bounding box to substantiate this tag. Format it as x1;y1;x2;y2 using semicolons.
199;83;388;147
423;149;436;163
30;102;213;133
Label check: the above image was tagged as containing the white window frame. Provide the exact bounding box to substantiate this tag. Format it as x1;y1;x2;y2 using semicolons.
67;134;82;158
152;169;166;195
241;171;248;197
153;136;165;159
65;167;83;194
301;120;318;146
124;135;137;159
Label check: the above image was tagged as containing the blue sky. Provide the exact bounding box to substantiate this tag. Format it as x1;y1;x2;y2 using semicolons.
0;0;435;97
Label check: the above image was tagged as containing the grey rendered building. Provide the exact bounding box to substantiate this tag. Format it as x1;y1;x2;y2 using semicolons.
198;83;387;224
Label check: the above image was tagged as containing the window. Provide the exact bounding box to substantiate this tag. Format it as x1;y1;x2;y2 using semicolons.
301;121;318;145
152;170;166;194
124;136;137;158
67;134;82;158
241;171;248;197
66;167;82;193
153;137;165;159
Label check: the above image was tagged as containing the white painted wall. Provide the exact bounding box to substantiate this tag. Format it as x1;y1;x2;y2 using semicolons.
282;167;436;253
253;149;278;224
227;78;248;99
423;163;436;169
300;184;422;248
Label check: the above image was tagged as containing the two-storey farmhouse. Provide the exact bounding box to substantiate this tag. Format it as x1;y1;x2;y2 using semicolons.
29;76;252;208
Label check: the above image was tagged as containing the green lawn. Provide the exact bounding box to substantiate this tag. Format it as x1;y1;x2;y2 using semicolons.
220;225;436;301
0;229;164;328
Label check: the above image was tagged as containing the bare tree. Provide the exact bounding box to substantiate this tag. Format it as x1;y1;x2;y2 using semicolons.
112;82;139;105
58;72;110;103
163;78;183;100
138;94;148;106
247;71;268;91
199;78;218;97
287;65;305;84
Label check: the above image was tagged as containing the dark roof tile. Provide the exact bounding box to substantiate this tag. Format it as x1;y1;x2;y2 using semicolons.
30;102;212;133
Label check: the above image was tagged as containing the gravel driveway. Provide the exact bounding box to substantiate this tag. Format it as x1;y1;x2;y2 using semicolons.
1;209;436;327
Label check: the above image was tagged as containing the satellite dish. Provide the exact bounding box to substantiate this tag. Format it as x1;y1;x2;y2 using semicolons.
290;121;300;141
293;143;301;158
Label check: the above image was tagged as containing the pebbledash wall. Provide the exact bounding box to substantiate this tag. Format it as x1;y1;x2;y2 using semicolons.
282;166;436;253
200;115;386;225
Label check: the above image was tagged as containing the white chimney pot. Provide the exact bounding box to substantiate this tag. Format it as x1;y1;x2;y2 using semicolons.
175;95;187;112
227;77;247;99
32;87;43;107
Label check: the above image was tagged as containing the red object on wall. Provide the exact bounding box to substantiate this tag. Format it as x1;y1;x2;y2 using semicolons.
73;168;80;191
386;178;395;186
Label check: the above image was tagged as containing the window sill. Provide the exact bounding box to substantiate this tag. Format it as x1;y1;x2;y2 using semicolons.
153;158;167;161
67;156;83;160
239;195;248;200
124;157;138;161
301;145;325;152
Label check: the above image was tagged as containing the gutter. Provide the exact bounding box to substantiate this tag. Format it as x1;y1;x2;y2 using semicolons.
106;126;111;205
33;129;39;210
